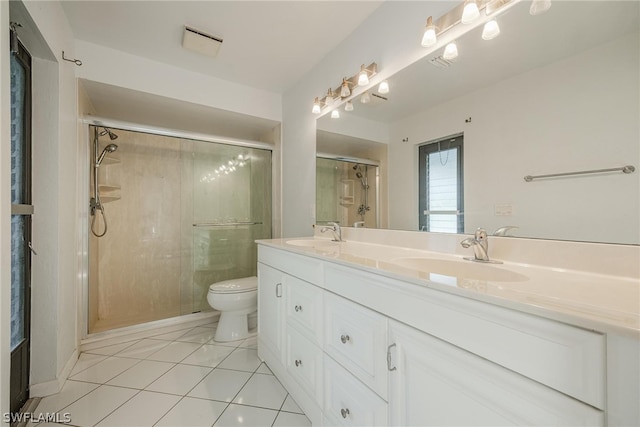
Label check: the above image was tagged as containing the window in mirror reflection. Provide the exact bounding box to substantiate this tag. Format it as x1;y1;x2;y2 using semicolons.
419;135;464;233
316;158;379;228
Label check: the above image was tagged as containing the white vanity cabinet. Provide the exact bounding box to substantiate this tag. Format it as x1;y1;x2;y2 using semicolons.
388;320;604;426
256;244;632;427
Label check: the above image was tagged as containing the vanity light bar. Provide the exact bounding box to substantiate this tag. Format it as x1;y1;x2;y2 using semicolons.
311;62;378;114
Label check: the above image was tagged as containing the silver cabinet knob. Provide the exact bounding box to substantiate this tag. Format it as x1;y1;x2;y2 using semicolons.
294;359;302;367
340;334;350;344
294;305;302;312
341;408;350;419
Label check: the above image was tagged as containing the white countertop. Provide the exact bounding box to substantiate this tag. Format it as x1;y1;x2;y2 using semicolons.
257;237;640;338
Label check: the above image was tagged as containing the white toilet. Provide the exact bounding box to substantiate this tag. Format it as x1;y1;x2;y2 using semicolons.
207;276;257;342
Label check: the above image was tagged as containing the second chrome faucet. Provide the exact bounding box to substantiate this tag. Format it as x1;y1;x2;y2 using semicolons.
320;222;344;242
461;228;501;263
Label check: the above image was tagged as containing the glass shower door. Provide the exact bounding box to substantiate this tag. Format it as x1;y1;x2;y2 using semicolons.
184;141;271;314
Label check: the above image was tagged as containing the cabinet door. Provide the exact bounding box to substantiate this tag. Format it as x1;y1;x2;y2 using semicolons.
388;320;603;426
257;263;284;363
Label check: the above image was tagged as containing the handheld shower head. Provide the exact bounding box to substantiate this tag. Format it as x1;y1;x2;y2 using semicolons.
99;127;118;140
96;143;118;166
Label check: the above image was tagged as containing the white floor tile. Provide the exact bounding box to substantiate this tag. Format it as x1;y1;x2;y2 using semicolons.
188;369;251;402
155;397;227;427
238;335;258;349
69;356;140;384
150;328;194;341
61;385;138;427
255;363;273;376
280;394;304;414
217;348;261;372
106;360;175;389
232;374;287;410
146;364;212;396
177;327;217;344
33;380;99;416
146;341;202;363
69;353;108;377
84;340;139;356
272;411;312;427
213;403;278;427
114;339;170;359
96;390;180;427
181;344;234;368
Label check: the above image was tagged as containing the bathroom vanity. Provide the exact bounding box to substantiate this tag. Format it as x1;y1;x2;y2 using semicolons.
256;232;639;426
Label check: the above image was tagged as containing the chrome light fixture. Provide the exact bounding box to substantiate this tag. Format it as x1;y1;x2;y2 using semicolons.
360;91;371;104
482;19;501;40
345;100;354;111
331;110;340;119
443;41;459;60
530;0;551;15
378;80;389;94
340;78;351;98
312;97;322;114
461;0;480;24
325;88;335;106
421;16;438;47
358;64;370;86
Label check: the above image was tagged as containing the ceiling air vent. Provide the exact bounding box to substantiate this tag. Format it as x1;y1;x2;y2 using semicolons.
182;26;223;58
429;55;455;68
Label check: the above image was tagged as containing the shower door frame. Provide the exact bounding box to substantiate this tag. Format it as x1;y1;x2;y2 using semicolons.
79;117;275;339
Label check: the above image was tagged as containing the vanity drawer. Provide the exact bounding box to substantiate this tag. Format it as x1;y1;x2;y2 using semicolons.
324;263;606;409
324;355;388;427
285;275;323;345
285;324;323;401
258;245;322;285
323;291;388;399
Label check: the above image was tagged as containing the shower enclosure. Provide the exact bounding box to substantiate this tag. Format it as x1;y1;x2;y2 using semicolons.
87;126;271;333
316;157;379;228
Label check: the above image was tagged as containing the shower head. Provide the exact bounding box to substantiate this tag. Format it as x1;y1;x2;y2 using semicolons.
96;143;118;166
99;127;118;140
355;171;363;179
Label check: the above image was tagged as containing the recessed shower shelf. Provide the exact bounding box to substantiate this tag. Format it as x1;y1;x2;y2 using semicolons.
100;196;121;203
99;184;121;192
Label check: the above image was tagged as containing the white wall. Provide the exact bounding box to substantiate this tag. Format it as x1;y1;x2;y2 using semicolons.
388;33;640;244
75;40;282;123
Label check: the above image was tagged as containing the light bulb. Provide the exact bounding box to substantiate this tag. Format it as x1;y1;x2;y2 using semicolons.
443;41;458;60
312;97;321;114
345;100;354;111
360;91;371;104
340;79;351;98
358;64;370;86
482;19;500;40
378;80;389;94
461;0;480;24
421;16;437;47
529;0;551;15
325;88;334;106
331;110;340;119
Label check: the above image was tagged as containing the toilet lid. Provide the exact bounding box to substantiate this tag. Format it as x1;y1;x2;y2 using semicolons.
209;276;257;294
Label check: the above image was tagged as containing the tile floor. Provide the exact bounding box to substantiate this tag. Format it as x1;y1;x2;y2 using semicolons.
29;321;310;427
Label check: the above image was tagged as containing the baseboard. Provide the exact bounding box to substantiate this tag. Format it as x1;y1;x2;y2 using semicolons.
80;311;219;352
29;349;78;398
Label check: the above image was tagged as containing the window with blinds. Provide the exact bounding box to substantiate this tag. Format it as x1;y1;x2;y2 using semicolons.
418;135;464;233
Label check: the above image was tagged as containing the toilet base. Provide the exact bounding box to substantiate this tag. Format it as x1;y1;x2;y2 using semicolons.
214;311;250;342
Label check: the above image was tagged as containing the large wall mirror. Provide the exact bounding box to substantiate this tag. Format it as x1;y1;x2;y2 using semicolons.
316;0;639;245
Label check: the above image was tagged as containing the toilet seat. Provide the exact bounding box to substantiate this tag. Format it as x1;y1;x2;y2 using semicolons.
209;277;257;294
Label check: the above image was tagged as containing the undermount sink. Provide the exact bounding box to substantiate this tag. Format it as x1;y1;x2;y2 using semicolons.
286;239;339;248
391;257;529;283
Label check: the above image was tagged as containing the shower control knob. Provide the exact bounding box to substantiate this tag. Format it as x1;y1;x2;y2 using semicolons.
340;334;350;344
341;408;350;419
295;359;303;367
294;305;302;312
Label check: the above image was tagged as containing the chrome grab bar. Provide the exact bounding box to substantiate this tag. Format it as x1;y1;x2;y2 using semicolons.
193;221;263;227
524;165;635;182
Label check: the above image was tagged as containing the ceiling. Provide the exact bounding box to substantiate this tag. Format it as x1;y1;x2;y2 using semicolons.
62;1;383;94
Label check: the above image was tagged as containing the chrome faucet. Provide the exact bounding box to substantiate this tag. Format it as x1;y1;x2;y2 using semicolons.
493;225;519;237
320;222;343;242
461;228;500;263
